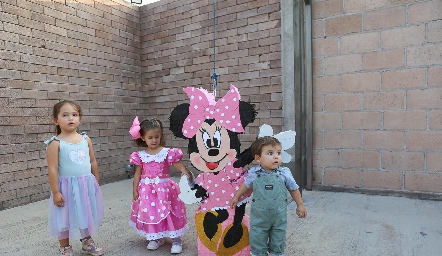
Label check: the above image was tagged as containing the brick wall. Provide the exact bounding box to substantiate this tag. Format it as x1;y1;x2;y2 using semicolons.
0;0;141;210
2;0;440;210
312;0;442;194
0;0;283;210
139;0;283;169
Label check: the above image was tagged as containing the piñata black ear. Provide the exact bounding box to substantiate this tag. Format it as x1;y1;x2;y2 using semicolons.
233;147;254;168
169;103;190;139
239;101;257;129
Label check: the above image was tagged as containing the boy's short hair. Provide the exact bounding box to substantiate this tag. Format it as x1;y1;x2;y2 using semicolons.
251;136;281;156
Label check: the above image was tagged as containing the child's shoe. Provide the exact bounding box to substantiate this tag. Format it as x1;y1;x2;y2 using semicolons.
171;242;182;254
147;238;165;250
170;237;182;254
81;238;104;255
59;245;74;256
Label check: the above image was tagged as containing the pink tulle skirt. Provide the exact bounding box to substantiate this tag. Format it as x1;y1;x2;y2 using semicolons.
48;174;104;240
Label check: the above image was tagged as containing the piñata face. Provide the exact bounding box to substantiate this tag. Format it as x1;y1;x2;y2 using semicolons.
169;85;257;173
190;120;237;173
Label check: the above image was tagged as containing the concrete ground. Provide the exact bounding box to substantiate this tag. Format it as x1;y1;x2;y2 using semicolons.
1;178;441;256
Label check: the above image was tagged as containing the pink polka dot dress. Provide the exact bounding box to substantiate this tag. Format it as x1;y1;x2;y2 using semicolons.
129;148;188;240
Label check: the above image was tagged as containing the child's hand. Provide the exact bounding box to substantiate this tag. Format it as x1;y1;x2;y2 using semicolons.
53;191;66;207
180;167;192;181
133;190;139;201
296;205;307;218
230;197;239;209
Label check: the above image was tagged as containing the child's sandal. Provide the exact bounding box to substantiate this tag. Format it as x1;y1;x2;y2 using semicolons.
59;245;74;256
81;238;105;256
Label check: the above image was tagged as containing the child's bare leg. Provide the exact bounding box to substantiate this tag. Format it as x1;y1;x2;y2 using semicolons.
59;238;70;247
59;230;70;247
58;237;74;255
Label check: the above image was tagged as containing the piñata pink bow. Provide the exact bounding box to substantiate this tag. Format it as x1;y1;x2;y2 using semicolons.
182;85;244;138
129;116;141;139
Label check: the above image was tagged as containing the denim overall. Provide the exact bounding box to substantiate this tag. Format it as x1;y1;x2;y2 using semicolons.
250;169;287;256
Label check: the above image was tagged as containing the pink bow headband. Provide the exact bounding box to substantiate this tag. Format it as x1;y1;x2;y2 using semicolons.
129;116;141;139
182;85;244;138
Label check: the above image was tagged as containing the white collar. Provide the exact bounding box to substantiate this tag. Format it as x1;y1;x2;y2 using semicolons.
138;148;169;163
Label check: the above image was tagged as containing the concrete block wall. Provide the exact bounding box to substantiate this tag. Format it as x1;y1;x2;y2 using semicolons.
0;0;283;209
138;0;283;170
312;0;442;194
1;0;440;209
0;0;142;210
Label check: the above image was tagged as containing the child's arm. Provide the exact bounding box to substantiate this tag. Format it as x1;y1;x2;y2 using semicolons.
290;189;307;218
46;141;65;207
133;165;141;200
230;183;250;208
87;137;100;184
172;161;192;180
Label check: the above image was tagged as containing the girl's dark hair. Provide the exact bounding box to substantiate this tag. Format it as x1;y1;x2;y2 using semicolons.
52;100;82;135
134;118;166;147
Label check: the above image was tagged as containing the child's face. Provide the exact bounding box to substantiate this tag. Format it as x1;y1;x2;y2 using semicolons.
255;144;282;172
141;129;162;150
54;103;81;133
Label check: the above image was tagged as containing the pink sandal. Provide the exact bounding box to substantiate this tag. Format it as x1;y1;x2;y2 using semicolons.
59;245;74;256
81;238;104;255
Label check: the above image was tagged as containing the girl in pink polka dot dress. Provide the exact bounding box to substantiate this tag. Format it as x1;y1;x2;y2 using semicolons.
128;117;192;254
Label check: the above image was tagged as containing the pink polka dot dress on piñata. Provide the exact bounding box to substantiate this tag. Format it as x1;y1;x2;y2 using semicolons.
129;148;188;240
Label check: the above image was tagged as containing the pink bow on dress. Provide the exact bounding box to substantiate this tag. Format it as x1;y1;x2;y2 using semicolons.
129;116;141;139
182;85;244;138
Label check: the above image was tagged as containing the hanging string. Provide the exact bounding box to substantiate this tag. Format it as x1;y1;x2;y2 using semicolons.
210;0;219;98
